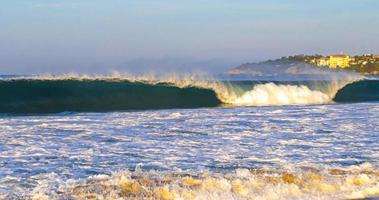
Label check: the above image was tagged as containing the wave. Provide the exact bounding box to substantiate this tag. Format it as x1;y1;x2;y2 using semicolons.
0;75;377;114
227;83;332;106
16;163;379;200
334;79;379;102
0;79;221;114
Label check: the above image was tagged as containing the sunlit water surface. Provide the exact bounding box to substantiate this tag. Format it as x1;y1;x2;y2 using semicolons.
1;103;379;199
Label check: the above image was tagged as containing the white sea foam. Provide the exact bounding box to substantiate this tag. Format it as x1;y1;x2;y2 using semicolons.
228;83;331;106
23;164;379;200
1;102;379;199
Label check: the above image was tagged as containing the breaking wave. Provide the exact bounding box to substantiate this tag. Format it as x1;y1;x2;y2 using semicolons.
228;83;331;106
0;74;376;114
16;163;379;200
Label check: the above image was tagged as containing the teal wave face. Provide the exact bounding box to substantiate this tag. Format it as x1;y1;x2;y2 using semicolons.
0;80;221;114
1;78;378;114
334;80;379;103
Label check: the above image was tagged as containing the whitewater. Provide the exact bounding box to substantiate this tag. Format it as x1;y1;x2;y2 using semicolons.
1;74;379;199
1;103;379;199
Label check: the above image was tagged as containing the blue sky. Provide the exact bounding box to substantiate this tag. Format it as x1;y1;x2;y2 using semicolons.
0;0;378;74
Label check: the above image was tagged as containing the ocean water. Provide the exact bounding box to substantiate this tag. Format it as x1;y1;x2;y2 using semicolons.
1;76;379;199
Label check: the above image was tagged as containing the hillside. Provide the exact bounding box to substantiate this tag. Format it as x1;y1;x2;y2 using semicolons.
224;57;355;80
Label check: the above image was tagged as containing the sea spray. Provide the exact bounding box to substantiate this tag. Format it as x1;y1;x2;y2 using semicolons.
230;83;331;106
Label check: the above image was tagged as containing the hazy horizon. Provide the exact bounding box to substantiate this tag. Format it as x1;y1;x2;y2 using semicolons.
1;0;379;74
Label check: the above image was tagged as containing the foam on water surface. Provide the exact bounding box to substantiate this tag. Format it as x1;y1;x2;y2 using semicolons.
0;103;379;199
18;164;379;200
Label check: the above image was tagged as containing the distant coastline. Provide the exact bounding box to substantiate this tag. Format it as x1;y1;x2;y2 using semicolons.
298;54;379;75
227;54;379;77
